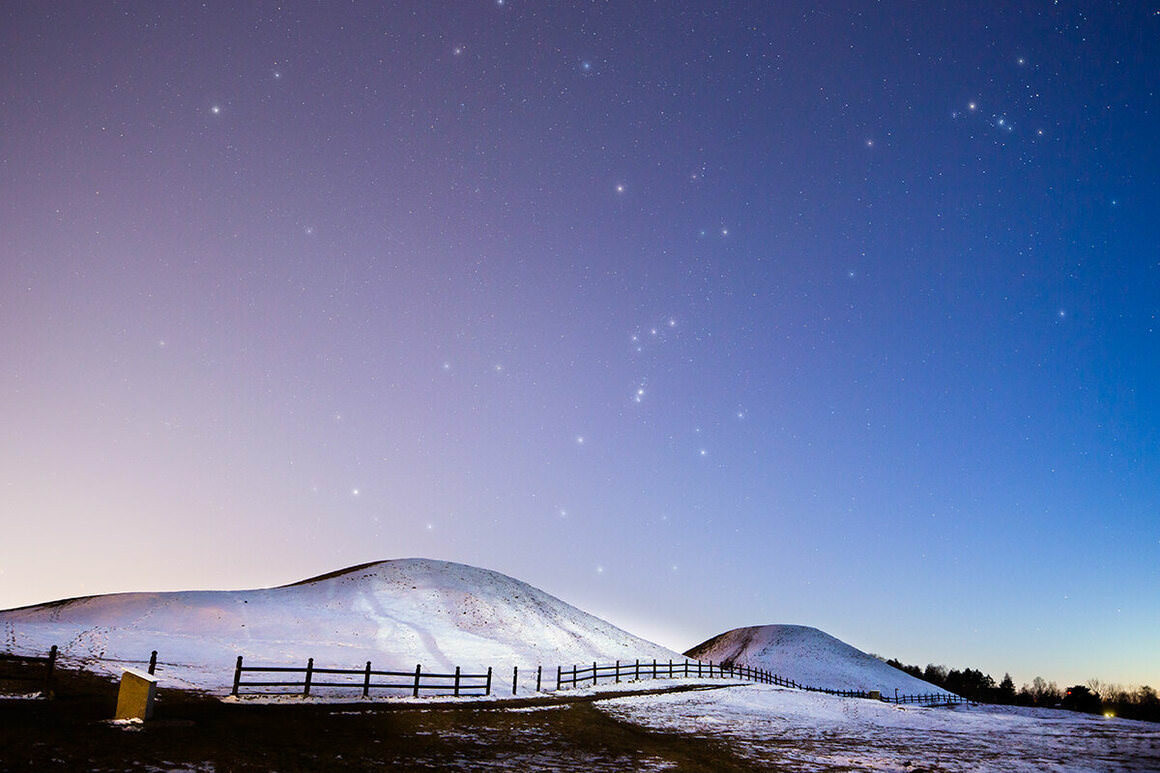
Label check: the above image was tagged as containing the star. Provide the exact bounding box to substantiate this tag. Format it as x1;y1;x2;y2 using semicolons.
351;488;360;496
615;183;625;194
210;105;221;115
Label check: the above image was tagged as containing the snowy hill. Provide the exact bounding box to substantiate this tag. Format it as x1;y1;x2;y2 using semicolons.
685;624;950;697
0;558;681;693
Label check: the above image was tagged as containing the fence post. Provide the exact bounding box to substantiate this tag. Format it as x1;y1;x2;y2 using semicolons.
537;665;542;693
148;650;157;676
557;665;562;691
232;655;243;696
652;659;656;679
668;659;672;679
363;661;372;697
635;659;640;680
304;657;314;697
485;666;492;696
592;661;597;686
615;660;620;684
413;664;422;698
513;665;518;696
45;645;57;696
454;666;461;696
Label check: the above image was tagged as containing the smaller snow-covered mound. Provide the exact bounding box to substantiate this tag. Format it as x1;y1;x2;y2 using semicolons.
685;624;949;697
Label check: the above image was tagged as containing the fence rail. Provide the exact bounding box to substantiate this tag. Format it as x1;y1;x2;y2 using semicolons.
231;656;492;698
0;646;57;696
884;691;968;706
555;659;801;690
552;657;963;707
4;643;964;708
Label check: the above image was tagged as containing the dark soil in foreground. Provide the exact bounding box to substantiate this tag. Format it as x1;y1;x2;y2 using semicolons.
0;670;764;772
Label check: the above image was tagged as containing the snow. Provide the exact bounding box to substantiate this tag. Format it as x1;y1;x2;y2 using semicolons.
599;683;1160;771
686;624;949;697
0;558;682;693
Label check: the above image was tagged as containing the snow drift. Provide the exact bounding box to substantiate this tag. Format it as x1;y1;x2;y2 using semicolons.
685;624;949;697
0;558;681;693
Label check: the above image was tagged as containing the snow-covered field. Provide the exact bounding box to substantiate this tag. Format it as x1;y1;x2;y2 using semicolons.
599;684;1160;771
0;558;681;692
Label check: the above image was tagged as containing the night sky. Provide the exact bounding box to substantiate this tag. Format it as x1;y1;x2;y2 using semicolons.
3;2;1158;689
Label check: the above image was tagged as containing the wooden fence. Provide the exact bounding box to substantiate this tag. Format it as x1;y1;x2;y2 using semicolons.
231;656;492;698
884;691;968;706
555;659;799;690
3;644;964;708
553;657;963;707
0;646;57;696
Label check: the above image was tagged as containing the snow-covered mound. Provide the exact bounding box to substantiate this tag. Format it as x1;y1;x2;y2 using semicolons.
685;624;950;697
0;559;681;693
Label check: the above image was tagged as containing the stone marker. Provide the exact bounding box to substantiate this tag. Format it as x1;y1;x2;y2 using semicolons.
115;668;158;721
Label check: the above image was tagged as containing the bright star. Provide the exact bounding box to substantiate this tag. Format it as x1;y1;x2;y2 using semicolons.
210;105;221;115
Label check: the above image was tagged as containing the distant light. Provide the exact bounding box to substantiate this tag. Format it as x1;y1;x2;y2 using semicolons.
1104;711;1115;718
210;105;221;115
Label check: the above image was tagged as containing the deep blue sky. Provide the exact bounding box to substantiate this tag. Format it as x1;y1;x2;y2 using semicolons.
2;1;1157;688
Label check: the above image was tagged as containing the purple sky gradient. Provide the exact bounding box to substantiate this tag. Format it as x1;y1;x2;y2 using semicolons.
2;1;1158;688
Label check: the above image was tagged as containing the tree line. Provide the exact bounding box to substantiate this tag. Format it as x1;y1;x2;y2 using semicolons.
882;658;1159;723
